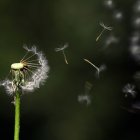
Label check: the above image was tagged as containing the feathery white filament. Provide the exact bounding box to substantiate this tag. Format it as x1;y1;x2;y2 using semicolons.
0;79;14;95
0;46;49;94
21;46;49;92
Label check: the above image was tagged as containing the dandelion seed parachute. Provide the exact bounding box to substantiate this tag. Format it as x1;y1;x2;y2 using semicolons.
122;84;137;98
103;0;115;9
129;44;140;62
78;94;91;106
104;34;119;47
55;43;68;52
113;10;123;21
0;46;50;95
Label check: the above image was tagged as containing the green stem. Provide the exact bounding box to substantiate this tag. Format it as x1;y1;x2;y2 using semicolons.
14;91;20;140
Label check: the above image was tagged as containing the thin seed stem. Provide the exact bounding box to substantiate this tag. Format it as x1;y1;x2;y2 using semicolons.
24;67;35;75
22;53;36;62
26;62;41;66
96;29;105;41
20;51;29;62
14;91;20;140
62;50;68;64
27;65;40;68
83;58;100;78
26;59;38;63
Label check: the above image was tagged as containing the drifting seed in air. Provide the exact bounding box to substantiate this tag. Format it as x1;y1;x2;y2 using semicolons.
55;43;69;64
122;83;137;98
96;22;112;42
83;58;100;78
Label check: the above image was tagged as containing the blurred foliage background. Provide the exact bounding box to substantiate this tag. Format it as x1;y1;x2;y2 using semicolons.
0;0;140;140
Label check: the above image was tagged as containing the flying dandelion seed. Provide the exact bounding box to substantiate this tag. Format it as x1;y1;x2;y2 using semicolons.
134;17;140;28
104;34;119;48
96;22;112;42
95;64;107;78
0;45;50;95
113;10;123;21
78;94;92;106
122;84;137;98
103;0;115;9
83;58;100;78
130;32;140;44
78;81;93;106
129;44;140;62
55;43;69;64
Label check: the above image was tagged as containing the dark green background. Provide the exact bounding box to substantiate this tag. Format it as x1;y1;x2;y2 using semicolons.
0;0;139;140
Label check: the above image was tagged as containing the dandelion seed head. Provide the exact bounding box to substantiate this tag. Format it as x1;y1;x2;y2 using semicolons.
0;46;50;95
21;46;49;92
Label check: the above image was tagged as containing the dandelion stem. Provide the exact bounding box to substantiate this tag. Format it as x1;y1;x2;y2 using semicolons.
14;91;20;140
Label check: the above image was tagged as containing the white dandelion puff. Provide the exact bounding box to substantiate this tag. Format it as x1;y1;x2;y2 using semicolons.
122;83;137;98
55;43;69;64
0;46;50;95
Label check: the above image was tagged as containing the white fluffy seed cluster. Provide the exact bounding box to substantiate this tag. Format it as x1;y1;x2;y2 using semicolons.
0;46;50;95
22;46;50;92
